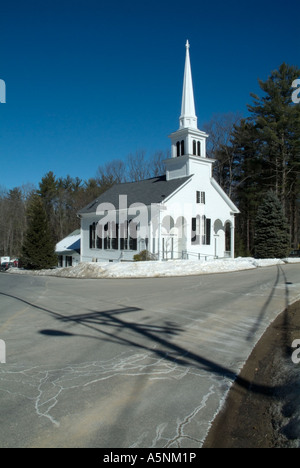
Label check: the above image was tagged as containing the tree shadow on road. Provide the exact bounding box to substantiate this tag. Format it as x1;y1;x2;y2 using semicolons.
0;265;294;400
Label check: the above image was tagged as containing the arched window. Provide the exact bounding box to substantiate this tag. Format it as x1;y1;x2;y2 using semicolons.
162;215;175;233
193;140;196;155
191;215;201;245
202;216;206;244
176;141;180;157
197;141;201;156
181;140;185;156
202;216;211;245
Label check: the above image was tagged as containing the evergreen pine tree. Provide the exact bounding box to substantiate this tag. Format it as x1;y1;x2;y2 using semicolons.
248;63;300;246
21;193;57;269
254;191;290;258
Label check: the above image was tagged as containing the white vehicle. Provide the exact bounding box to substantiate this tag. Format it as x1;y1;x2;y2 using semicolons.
0;257;10;264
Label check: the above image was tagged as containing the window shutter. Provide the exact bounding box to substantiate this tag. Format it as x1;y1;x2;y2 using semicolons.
206;218;211;245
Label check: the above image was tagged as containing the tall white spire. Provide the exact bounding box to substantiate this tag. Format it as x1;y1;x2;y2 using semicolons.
179;40;197;130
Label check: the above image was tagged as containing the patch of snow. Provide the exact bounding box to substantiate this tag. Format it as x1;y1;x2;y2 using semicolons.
284;258;300;264
7;256;299;279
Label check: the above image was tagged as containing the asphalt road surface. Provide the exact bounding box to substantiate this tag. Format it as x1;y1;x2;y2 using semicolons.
0;264;300;448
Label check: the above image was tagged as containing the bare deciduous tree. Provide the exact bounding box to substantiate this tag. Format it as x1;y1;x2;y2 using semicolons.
203;112;242;197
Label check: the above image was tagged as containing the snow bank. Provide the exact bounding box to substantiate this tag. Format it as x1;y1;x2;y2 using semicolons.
283;257;300;264
7;256;299;279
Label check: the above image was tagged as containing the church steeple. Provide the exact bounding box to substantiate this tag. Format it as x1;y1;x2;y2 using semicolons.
179;40;197;130
166;41;211;181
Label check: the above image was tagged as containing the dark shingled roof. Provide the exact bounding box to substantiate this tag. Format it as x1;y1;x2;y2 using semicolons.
78;175;191;215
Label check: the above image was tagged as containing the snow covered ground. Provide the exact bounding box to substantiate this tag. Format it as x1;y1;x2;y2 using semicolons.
7;257;300;279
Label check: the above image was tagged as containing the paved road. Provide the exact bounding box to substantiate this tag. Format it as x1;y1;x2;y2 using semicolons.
0;264;300;448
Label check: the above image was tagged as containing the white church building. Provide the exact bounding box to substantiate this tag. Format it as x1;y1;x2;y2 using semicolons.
78;41;240;262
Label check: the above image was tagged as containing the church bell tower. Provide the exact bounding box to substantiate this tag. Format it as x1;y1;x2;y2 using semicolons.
166;41;213;181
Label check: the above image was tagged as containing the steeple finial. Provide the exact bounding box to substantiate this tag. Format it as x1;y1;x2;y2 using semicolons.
180;40;197;129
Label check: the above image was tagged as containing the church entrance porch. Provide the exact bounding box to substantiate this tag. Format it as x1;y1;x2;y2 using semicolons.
161;215;187;260
213;219;235;259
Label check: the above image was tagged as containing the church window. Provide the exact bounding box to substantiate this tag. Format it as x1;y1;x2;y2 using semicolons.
191;218;196;244
176;140;185;157
206;218;211;245
197;141;201;156
104;223;110;250
181;140;185;156
128;220;138;251
89;222;96;249
120;238;126;250
120;220;137;250
96;235;102;249
191;216;200;245
101;222;119;250
111;222;119;250
120;221;128;250
196;191;205;204
93;221;119;250
193;140;196;155
202;216;206;244
202;216;211;245
225;222;231;253
129;237;137;251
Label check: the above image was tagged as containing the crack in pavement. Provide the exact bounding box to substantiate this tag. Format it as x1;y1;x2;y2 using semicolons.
0;350;225;447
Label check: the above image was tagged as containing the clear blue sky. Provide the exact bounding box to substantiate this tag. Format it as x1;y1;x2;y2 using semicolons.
0;0;299;191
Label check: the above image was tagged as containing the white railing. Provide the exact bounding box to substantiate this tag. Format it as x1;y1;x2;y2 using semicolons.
156;250;233;261
153;250;216;261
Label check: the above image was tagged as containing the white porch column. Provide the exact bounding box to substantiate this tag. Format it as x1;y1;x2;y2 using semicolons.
230;223;235;259
157;203;167;261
